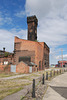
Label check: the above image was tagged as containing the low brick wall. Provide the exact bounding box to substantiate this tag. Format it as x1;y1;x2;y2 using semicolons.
0;65;10;72
16;62;29;73
16;62;37;73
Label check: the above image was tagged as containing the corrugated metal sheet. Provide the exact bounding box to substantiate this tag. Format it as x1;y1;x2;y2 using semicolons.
29;66;32;73
11;65;16;72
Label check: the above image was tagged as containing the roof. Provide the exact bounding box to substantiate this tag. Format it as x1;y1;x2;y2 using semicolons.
23;61;37;66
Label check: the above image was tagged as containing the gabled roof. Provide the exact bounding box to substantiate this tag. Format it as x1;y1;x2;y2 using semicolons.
20;61;37;66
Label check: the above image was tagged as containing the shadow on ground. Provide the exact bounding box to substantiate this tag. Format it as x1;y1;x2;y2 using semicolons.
50;86;67;99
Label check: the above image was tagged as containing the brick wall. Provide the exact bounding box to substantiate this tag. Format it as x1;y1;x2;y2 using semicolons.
0;65;10;72
16;62;29;73
0;57;14;65
14;37;49;71
14;50;35;65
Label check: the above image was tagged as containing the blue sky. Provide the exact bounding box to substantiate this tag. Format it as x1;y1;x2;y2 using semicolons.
0;0;67;64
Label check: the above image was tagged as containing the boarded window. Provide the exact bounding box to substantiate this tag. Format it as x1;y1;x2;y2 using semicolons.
19;56;31;62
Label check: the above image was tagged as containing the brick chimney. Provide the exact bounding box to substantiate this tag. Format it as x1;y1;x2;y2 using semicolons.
27;15;38;41
3;47;5;52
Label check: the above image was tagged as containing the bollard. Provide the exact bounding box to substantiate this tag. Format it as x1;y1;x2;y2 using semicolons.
46;72;48;80
64;69;65;72
50;71;52;77
57;70;58;75
32;79;35;98
63;69;64;73
60;69;61;74
63;69;64;74
62;69;63;74
42;74;45;84
54;70;55;76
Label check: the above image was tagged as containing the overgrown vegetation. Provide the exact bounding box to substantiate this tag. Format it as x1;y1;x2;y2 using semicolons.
0;78;31;100
4;52;9;57
35;40;39;42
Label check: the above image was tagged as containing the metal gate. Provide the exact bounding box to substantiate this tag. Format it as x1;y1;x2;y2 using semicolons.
11;65;16;72
29;66;32;73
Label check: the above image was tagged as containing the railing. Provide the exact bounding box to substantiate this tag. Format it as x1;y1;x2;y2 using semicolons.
21;68;67;99
32;68;67;98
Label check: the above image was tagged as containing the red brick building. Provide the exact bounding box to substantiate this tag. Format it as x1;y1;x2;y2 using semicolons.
0;48;14;65
0;15;50;73
14;16;50;71
58;61;67;67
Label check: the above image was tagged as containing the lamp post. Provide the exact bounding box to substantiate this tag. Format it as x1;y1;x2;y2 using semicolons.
61;49;63;68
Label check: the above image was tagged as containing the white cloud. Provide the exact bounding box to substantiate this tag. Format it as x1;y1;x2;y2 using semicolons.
25;0;67;64
25;0;67;19
0;12;3;25
0;29;14;52
25;0;67;47
15;10;26;18
0;29;27;52
0;12;12;25
10;28;27;39
4;17;12;24
0;0;67;64
56;54;67;60
25;0;51;19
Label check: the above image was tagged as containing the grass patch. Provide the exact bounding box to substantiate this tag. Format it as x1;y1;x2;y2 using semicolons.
0;87;23;100
0;73;17;78
0;78;31;100
0;72;24;78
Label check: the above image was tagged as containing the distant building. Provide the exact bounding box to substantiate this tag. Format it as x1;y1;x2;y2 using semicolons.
0;48;14;65
58;61;67;67
50;64;55;68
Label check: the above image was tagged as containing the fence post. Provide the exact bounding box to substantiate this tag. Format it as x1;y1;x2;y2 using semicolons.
57;70;58;75
62;69;64;74
62;69;63;74
42;74;45;84
32;79;35;98
54;70;55;76
46;72;48;80
60;69;61;74
50;71;52;77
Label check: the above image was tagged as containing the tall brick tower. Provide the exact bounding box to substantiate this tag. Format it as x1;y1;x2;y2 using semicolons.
27;15;38;41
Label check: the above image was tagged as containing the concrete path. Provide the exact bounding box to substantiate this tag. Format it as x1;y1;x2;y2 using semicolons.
43;72;67;100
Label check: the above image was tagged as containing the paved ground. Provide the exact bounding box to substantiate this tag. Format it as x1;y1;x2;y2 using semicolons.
43;72;67;100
